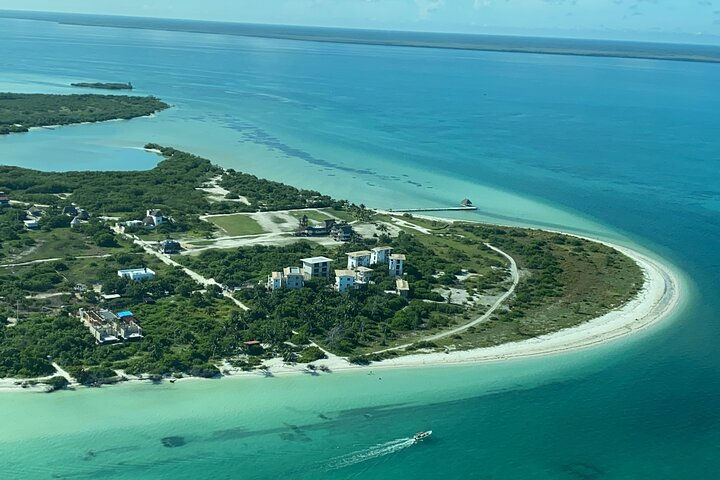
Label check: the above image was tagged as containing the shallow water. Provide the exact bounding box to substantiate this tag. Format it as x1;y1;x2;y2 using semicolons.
0;16;719;479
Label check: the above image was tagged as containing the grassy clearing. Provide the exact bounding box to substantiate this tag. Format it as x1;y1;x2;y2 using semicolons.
208;214;265;236
18;228;129;262
288;209;333;223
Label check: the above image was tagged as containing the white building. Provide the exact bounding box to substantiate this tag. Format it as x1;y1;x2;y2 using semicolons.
346;250;372;269
355;266;373;285
395;278;410;297
144;209;166;228
118;267;156;281
301;256;333;279
283;267;305;289
389;254;406;277
335;269;356;293
267;271;283;291
370;246;393;265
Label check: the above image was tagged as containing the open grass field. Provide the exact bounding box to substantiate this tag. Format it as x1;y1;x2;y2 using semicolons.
207;214;265;236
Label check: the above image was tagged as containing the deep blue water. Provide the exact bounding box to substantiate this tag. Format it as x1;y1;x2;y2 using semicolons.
0;15;719;479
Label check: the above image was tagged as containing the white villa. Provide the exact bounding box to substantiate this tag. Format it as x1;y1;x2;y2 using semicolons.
118;267;156;281
301;256;333;279
335;269;356;293
268;266;305;290
389;254;406;277
370;246;393;265
346;250;372;269
396;278;410;297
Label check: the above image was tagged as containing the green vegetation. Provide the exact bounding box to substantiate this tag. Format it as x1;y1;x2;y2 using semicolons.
0;93;167;134
71;82;133;90
0;134;644;379
208;214;265;236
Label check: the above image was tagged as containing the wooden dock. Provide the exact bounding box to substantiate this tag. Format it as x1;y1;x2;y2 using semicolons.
388;206;478;213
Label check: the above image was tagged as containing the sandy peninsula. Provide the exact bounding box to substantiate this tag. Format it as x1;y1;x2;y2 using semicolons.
0;230;682;392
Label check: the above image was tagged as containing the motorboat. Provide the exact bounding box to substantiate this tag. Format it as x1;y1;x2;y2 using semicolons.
412;431;432;443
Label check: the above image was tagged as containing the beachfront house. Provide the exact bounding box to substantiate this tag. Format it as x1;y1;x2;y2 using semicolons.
335;269;356;293
79;309;143;343
0;191;8;207
118;267;156;281
389;254;406;277
79;309;120;344
115;311;143;340
347;250;372;269
370;246;393;265
301;256;333;279
395;279;410;297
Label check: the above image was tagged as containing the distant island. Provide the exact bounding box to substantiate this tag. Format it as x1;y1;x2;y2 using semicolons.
71;82;133;91
1;10;719;64
0;92;169;135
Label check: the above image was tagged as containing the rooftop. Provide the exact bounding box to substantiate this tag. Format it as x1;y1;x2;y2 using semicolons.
335;269;355;277
117;311;134;318
270;271;283;279
283;266;302;275
372;246;393;252
390;254;407;261
347;250;372;257
396;279;410;290
356;266;373;272
301;256;333;264
118;267;156;275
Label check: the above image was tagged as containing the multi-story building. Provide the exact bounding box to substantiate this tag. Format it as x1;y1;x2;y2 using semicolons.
301;256;333;279
335;269;356;293
370;246;393;265
346;250;372;269
389;254;406;277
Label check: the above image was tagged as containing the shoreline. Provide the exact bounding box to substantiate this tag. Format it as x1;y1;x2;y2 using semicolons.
0;230;682;393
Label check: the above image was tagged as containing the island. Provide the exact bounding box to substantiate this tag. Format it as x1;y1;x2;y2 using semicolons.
0;93;169;135
0;139;678;392
71;82;133;91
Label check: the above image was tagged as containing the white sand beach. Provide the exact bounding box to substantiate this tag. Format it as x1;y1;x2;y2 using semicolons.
0;232;683;392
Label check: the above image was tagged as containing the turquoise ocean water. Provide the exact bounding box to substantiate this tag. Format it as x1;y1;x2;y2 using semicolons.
0;17;719;479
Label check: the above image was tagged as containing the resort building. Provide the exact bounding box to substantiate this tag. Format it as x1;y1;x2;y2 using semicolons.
118;267;156;281
62;205;78;216
389;254;406;277
79;309;120;344
79;308;143;343
115;311;144;340
370;246;393;265
335;269;356;293
301;256;333;279
26;206;43;218
283;266;305;289
268;266;306;290
267;271;283;291
355;266;373;285
332;223;354;242
347;250;372;269
396;279;410;298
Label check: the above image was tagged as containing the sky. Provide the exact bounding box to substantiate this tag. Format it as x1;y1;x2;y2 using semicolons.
1;0;719;43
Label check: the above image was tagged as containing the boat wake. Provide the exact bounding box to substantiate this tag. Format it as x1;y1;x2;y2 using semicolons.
326;437;416;471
